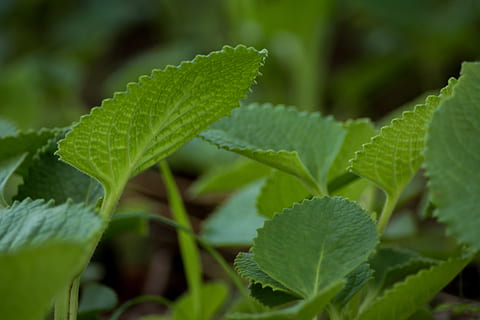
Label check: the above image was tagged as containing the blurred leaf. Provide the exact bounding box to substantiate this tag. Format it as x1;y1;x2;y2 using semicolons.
201;104;346;194
191;158;270;196
425;62;480;250
78;283;118;317
0;118;16;137
0;153;26;206
256;170;309;218
202;181;266;246
173;282;228;320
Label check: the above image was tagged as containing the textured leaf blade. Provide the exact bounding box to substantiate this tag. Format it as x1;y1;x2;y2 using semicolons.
256;170;310;218
57;46;266;192
201;104;346;194
248;283;300;308
0;153;26;205
253;197;378;298
331;263;374;310
0;242;90;320
425;62;480;250
349;79;457;198
358;255;471;320
201;182;266;246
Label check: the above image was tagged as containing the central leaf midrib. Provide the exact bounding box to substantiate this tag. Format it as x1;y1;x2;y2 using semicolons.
312;244;325;296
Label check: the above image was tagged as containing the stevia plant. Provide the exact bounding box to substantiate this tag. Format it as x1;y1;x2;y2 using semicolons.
0;44;479;320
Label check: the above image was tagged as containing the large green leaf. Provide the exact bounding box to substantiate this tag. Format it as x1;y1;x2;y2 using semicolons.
349;78;457;198
425;62;480;250
16;132;103;206
201;104;346;195
228;280;345;320
202;182;266;246
57;46;266;199
357;255;471;320
253;197;378;298
0;242;90;320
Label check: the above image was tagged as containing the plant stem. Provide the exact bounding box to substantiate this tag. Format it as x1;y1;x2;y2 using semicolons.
159;160;202;319
377;193;399;235
54;276;80;320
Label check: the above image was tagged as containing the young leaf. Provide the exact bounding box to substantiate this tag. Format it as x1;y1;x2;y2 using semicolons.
202;182;267;246
425;62;480;250
253;197;378;298
201;104;346;195
349;78;457;198
57;45;266;203
0;242;91;320
358;255;471;320
256;170;310;218
16;132;103;206
228;280;345;320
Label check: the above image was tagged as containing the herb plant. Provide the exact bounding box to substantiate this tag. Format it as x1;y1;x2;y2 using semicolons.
0;44;478;320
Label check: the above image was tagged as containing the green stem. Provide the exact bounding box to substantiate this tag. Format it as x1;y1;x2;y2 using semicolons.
377;193;399;235
54;277;80;320
159;160;202;319
108;295;172;320
111;212;256;311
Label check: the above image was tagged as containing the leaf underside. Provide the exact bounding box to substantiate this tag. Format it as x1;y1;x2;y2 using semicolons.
425;62;480;250
57;45;267;195
349;78;457;198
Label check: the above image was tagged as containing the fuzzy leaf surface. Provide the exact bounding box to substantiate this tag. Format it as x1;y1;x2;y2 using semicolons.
358;255;470;320
228;280;345;320
57;46;266;194
201;104;346;194
0;198;104;252
349;79;457;197
202;182;266;246
253;197;378;298
257;169;310;218
425;62;480;250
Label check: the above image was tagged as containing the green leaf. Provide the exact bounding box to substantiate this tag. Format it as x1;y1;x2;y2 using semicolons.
0;242;91;320
0;153;26;206
201;104;346;195
202;182;267;246
0;118;17;137
78;283;118;315
0;199;104;320
248;283;300;308
358;255;471;320
235;252;294;293
349;78;457;198
228;280;345;320
256;170;310;218
0;199;104;252
0;129;57;175
173;282;228;320
16;132;103;206
57;46;266;199
253;197;378;298
331;263;374;309
190;158;270;196
425;62;480;250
